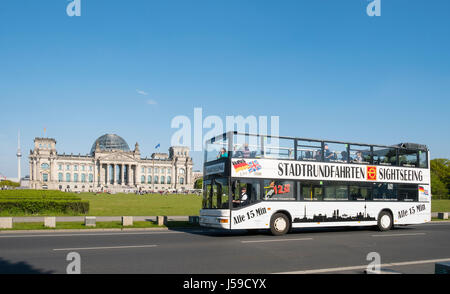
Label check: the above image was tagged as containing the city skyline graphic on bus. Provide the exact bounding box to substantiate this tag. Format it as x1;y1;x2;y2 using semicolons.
293;205;376;223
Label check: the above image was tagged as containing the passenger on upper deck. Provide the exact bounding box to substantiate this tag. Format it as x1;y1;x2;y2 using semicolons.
305;151;312;159
354;151;363;162
324;144;335;161
217;148;228;159
314;150;322;161
238;143;251;158
341;151;349;162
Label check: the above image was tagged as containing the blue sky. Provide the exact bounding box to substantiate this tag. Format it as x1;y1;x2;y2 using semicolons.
0;0;449;177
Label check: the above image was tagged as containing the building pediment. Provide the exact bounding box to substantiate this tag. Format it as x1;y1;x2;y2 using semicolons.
95;151;137;163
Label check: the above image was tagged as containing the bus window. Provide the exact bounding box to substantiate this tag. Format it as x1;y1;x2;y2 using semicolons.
231;179;261;208
373;147;397;166
203;178;229;209
397;184;418;202
418;150;427;168
263;138;295;160
301;182;323;201
324;183;348;201
349;145;372;164
263;180;295;200
214;178;229;209
324;143;348;163
349;184;372;201
297;140;322;162
373;183;397;201
398;149;418;167
203;180;212;208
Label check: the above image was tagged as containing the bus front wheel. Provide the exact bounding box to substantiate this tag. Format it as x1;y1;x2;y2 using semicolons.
377;211;393;231
270;213;290;236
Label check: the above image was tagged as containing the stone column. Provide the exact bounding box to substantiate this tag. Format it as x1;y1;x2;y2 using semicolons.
98;163;102;186
103;164;106;185
121;164;125;185
130;165;134;186
113;163;116;185
106;163;109;186
128;165;132;186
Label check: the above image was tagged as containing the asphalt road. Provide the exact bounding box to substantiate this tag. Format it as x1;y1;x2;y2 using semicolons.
0;222;449;274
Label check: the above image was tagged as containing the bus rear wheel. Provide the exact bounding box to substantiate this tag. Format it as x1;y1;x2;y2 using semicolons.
270;213;290;236
377;211;393;231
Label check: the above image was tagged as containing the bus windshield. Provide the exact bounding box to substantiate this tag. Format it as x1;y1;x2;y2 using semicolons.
203;177;229;209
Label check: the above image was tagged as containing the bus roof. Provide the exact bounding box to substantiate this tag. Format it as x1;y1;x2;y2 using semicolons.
207;131;428;151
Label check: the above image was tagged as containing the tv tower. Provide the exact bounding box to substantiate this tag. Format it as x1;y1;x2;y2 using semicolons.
16;130;21;183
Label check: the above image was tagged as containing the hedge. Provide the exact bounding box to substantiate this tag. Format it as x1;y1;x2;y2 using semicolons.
0;190;81;201
0;200;89;214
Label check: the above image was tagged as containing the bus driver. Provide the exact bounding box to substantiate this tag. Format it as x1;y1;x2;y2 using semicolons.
233;187;248;206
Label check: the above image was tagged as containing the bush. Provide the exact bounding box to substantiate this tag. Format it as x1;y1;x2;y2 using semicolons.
0;189;89;215
0;200;89;215
0;180;20;188
0;189;81;200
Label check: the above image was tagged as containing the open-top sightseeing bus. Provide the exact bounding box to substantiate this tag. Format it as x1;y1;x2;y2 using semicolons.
200;132;431;235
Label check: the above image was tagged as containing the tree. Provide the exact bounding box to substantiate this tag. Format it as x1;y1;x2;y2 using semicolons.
194;178;203;189
431;173;448;199
430;159;450;199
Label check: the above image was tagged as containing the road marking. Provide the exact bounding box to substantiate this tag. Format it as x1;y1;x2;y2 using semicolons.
0;231;184;238
275;257;450;274
53;245;158;251
371;233;426;237
241;238;313;244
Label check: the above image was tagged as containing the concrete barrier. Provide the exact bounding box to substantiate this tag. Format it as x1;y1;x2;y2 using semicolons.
157;216;168;226
437;212;449;220
44;217;56;228
0;217;13;229
85;216;96;227
122;216;133;226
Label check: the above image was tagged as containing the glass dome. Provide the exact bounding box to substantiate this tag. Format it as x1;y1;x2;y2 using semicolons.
90;134;130;155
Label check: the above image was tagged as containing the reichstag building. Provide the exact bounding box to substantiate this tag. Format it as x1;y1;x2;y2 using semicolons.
28;134;196;192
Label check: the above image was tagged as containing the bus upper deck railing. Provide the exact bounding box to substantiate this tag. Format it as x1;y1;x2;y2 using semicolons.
204;132;429;169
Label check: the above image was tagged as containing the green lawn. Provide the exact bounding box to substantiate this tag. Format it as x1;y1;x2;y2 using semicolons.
431;200;450;212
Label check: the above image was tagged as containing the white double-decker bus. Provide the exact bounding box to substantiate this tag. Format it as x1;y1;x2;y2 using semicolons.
200;132;431;235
